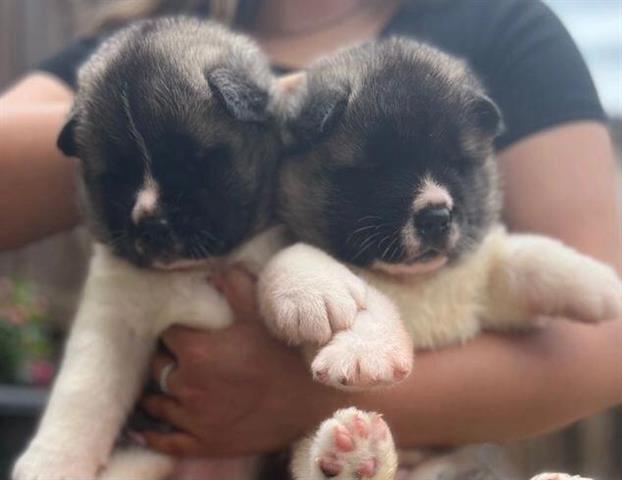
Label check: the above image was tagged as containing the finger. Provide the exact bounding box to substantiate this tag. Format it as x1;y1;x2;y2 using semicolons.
151;351;181;396
161;325;205;353
142;430;204;458
210;273;227;293
141;394;194;433
221;267;259;320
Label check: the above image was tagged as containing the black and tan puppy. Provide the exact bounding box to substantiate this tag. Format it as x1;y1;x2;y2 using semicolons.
61;17;281;268
13;17;286;480
260;39;621;479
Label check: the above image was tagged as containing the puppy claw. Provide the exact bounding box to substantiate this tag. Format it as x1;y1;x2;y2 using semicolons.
311;309;413;390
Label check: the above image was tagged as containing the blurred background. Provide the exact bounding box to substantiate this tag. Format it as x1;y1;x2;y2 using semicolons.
0;0;621;478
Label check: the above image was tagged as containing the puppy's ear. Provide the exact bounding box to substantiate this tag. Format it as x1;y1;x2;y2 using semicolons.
57;110;79;157
470;94;504;137
277;72;307;97
289;86;350;148
206;68;269;123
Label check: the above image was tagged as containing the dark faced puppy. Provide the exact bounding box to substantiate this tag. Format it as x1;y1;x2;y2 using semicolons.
59;17;281;268
280;38;503;274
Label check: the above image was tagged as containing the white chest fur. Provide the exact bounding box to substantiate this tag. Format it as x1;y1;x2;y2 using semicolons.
357;228;506;349
85;225;287;335
12;226;287;480
358;224;621;351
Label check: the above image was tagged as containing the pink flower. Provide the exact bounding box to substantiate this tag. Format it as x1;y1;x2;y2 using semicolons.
29;360;56;385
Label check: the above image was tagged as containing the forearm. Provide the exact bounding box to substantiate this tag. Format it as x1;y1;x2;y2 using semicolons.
142;269;621;456
349;319;622;447
0;103;80;249
500;122;622;274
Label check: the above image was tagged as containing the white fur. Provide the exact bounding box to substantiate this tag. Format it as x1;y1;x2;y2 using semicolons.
12;227;286;480
259;243;368;346
310;287;413;389
263;227;621;480
15;218;619;480
399;222;421;258
413;176;453;212
372;256;447;276
359;227;621;349
131;178;159;224
259;243;413;389
98;448;174;480
291;408;398;480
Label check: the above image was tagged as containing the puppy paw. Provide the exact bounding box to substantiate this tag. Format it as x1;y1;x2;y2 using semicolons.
501;236;622;324
311;307;412;390
309;408;397;480
259;244;367;345
12;444;98;480
523;254;622;323
311;332;411;389
556;259;622;323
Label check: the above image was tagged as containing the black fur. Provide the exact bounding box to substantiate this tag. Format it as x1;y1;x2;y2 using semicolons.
57;114;78;157
288;86;350;151
280;38;502;268
60;17;281;267
207;68;270;123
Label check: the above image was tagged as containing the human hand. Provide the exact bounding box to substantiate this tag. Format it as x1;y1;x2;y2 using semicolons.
137;270;622;457
139;268;349;457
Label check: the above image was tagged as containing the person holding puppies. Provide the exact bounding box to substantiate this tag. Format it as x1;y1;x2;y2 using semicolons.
1;0;620;477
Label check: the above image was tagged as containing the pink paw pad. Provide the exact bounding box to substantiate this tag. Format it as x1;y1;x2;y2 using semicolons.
314;409;394;479
351;414;370;439
333;425;355;452
356;458;378;477
319;455;344;477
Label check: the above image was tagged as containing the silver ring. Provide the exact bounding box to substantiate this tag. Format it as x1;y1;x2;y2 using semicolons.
159;362;177;395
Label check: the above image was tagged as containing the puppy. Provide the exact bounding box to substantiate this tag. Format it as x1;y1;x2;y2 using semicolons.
260;38;622;479
12;17;286;480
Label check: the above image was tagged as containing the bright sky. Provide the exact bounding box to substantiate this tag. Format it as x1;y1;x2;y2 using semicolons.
545;0;622;117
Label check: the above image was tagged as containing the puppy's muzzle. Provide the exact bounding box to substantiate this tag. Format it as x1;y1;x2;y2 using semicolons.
135;216;174;253
413;206;451;250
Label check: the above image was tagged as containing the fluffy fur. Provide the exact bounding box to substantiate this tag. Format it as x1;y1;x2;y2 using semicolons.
60;17;282;267
12;17;287;480
259;38;621;480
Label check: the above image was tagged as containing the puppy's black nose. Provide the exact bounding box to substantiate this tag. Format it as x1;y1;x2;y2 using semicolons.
136;216;172;249
414;207;451;246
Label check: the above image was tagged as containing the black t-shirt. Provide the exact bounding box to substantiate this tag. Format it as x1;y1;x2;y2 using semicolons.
37;0;605;150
